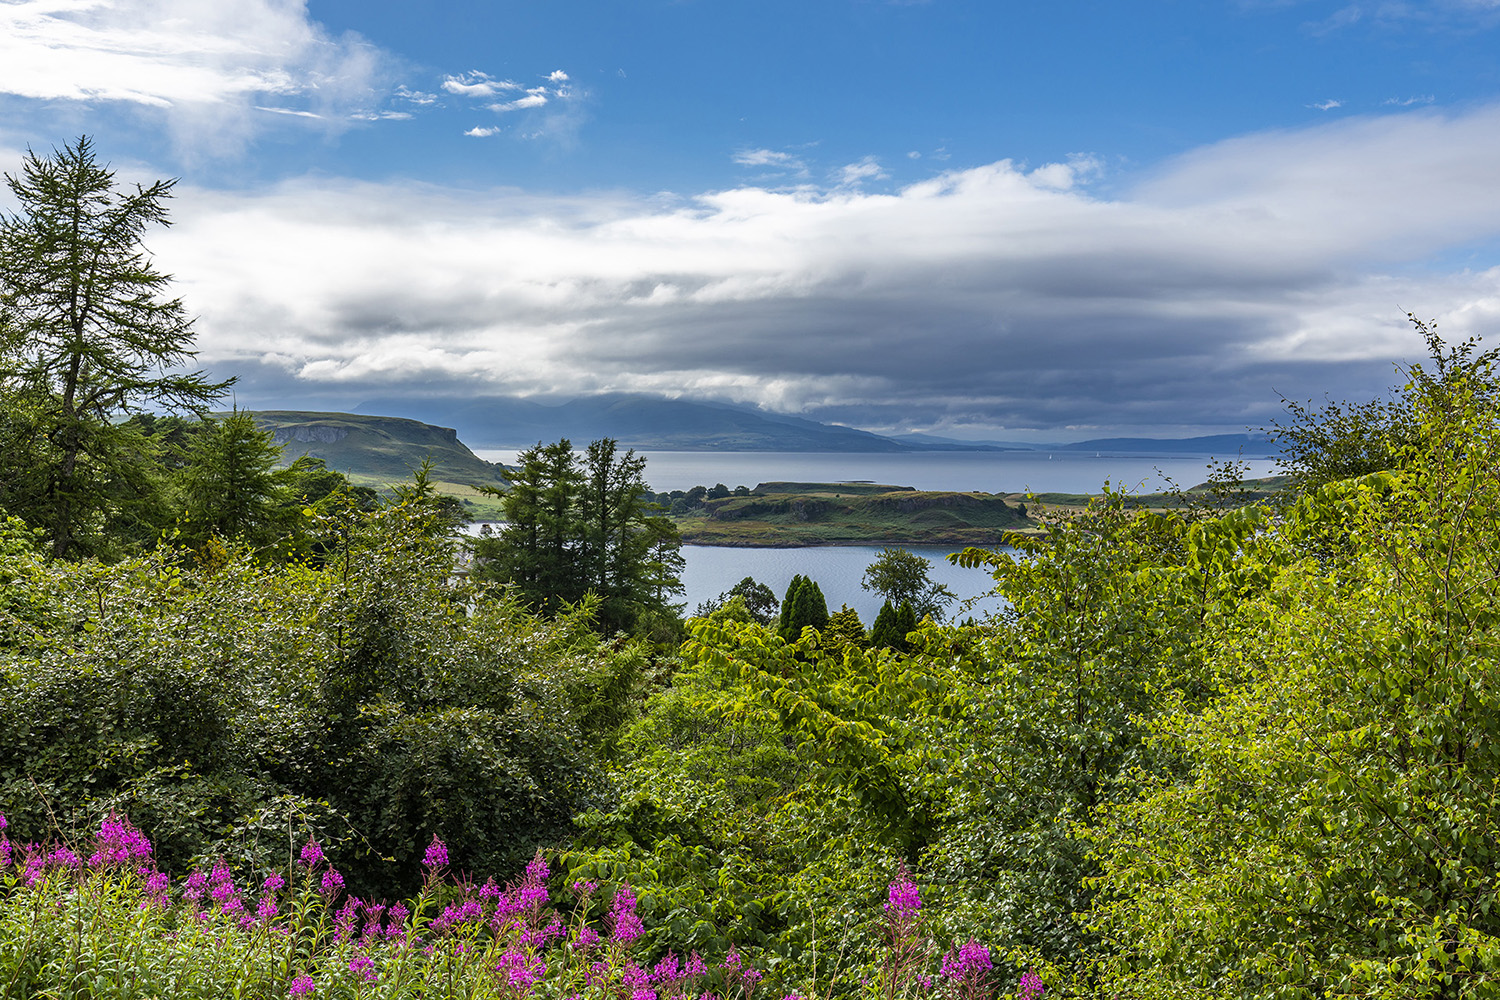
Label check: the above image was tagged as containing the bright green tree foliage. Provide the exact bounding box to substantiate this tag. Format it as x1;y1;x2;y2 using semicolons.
825;604;867;649
861;546;956;621
1089;373;1500;999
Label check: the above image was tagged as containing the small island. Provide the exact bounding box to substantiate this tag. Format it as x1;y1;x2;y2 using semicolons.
659;480;1035;546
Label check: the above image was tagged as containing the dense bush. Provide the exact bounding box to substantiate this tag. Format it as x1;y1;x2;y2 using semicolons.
0;489;639;898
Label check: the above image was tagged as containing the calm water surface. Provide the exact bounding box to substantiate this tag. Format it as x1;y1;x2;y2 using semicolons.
473;448;1279;496
469;449;1282;625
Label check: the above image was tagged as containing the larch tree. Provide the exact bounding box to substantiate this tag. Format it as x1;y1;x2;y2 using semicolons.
0;136;230;558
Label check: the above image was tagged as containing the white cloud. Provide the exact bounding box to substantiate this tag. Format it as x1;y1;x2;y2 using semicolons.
1384;94;1436;107
464;126;502;137
732;148;805;170
256;105;323;119
0;0;395;150
547;70;569;83
835;156;889;186
490;90;549;113
441;70;518;98
151;103;1500;435
1310;98;1344;110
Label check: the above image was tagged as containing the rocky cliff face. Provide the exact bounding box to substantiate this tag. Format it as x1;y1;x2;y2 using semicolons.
272;425;350;445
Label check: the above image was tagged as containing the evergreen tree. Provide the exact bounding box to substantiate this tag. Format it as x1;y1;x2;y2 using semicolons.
0;136;231;558
177;409;289;550
825;604;867;649
870;600;902;650
777;574;808;641
474;437;681;631
779;576;829;642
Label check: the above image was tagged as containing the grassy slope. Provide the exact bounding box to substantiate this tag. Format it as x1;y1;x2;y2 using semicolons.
673;484;1033;546
249;411;511;518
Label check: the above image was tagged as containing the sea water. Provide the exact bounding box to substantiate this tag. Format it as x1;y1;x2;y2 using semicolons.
468;449;1283;624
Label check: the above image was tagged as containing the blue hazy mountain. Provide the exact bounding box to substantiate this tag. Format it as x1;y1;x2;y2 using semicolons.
353;392;1277;455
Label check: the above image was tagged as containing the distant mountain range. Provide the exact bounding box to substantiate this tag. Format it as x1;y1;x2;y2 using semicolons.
353;392;1281;457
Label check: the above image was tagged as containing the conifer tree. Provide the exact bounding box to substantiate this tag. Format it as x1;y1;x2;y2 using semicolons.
0;136;231;558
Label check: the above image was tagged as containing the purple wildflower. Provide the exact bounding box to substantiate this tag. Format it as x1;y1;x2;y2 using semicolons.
262;872;286;893
571;878;598;900
386;903;410;938
349;954;378;983
89;813;153;867
634;990;658;1000
884;874;921;916
622;962;651;990
496;951;547;993
183;871;208;901
298;838;324;868
423;835;448;869
610;883;645;945
320;868;345;897
333;897;361;942
362;902;387;940
1017;969;1045;1000
49;846;82;871
573;924;601;951
685;952;708;979
288;974;316;996
257;894;280;922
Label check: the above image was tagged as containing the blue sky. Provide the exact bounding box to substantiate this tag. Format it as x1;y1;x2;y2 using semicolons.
4;0;1500;441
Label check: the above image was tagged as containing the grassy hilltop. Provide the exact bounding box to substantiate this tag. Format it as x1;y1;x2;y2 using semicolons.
248;411;511;517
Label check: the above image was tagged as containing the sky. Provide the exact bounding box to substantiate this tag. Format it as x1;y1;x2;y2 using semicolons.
3;0;1500;442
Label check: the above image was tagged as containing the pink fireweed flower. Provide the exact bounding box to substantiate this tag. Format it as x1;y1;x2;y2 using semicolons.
257;894;280;922
633;990;658;1000
1;837;11;867
571;878;598;900
385;903;410;938
423;835;448;869
610;883;645;945
288;974;316;996
1017;969;1045;1000
435;898;484;933
651;953;682;986
622;962;651;990
333;897;361;942
183;870;208;901
686;952;708;979
496;951;547;993
49;846;82;871
349;954;378;983
884;874;921;916
573;924;601;951
143;870;171;906
940;939;992;981
298;838;324;868
263;872;286;893
362;903;387;940
320;868;345;896
89;813;153;866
